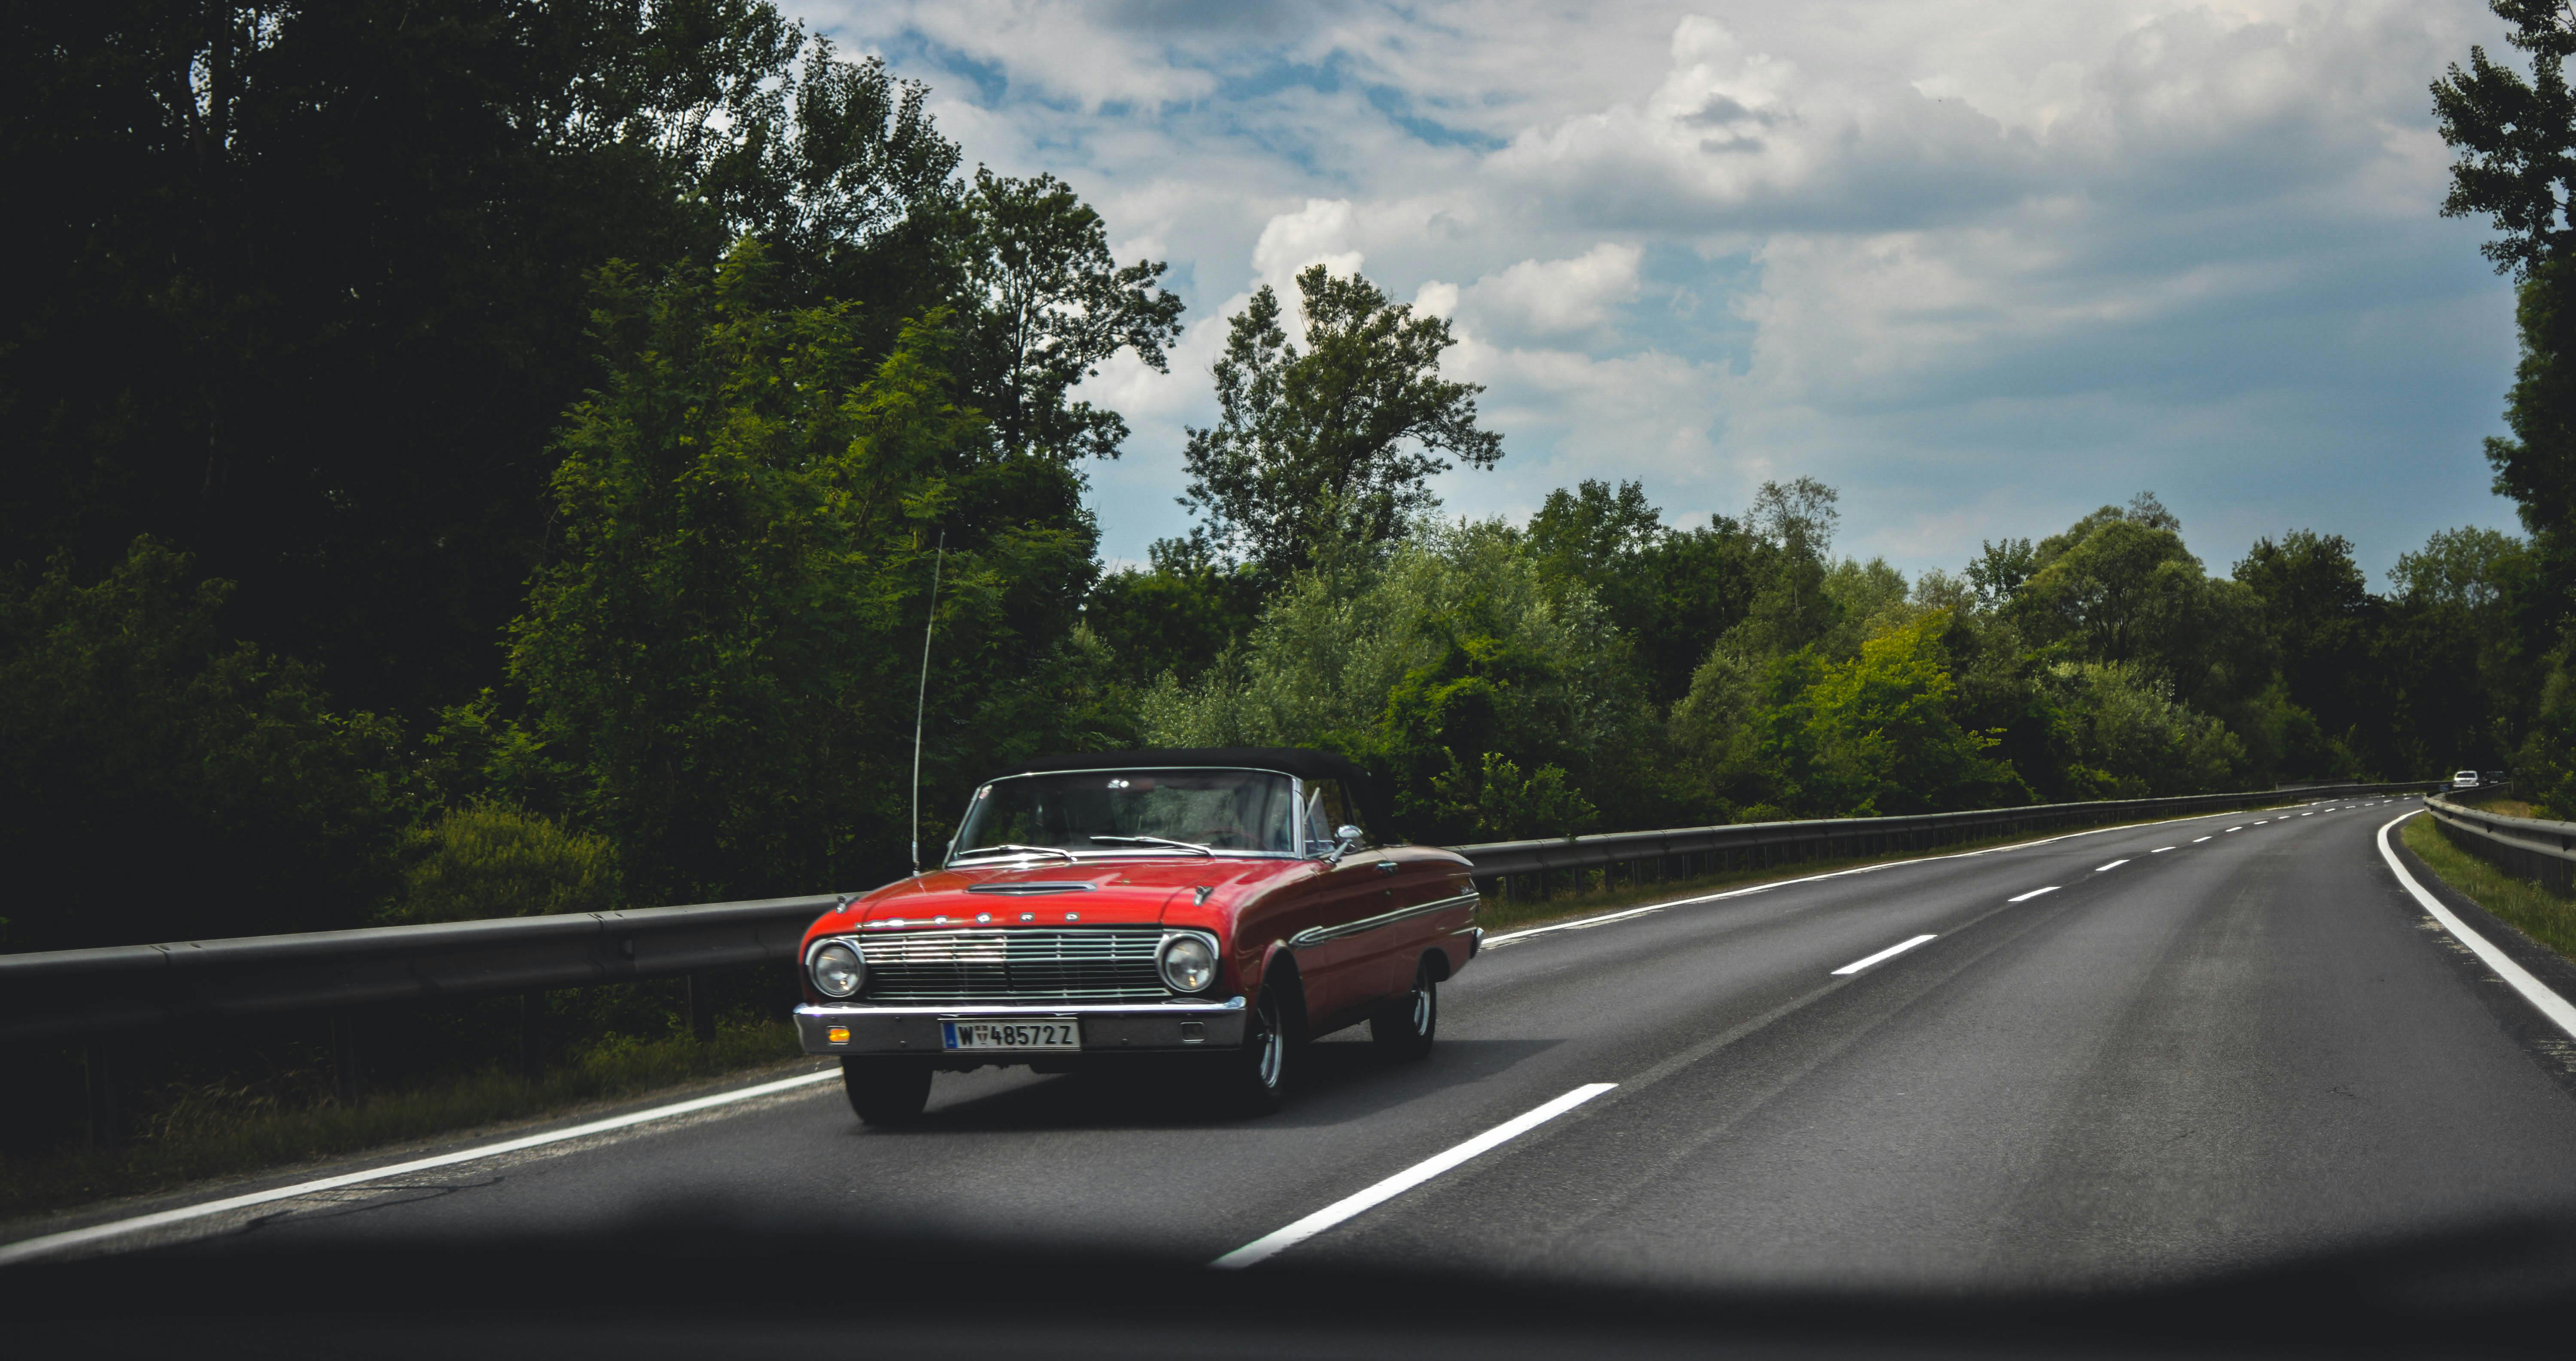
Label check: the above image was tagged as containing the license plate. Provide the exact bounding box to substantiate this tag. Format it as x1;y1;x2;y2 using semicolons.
942;1020;1083;1051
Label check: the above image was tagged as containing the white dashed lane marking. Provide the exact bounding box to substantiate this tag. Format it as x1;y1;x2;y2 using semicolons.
1832;934;1940;976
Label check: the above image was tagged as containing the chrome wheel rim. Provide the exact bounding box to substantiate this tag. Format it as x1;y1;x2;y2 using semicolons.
1252;1015;1283;1087
1255;997;1284;1089
1410;981;1433;1035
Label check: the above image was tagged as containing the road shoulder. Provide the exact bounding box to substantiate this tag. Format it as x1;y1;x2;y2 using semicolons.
2386;815;2576;1098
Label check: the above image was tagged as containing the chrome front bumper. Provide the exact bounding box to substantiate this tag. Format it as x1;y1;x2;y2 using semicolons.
794;997;1249;1056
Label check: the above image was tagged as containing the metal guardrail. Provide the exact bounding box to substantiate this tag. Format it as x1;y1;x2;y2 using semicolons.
0;779;2437;1143
0;895;837;1047
2424;784;2576;894
1459;781;2436;900
2;780;2436;1049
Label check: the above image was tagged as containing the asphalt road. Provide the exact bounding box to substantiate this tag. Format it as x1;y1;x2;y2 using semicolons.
45;798;2576;1290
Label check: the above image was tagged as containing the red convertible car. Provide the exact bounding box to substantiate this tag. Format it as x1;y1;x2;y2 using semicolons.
793;748;1482;1123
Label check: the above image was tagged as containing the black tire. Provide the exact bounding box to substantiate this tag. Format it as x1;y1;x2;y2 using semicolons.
841;1057;933;1126
1370;956;1438;1061
1216;974;1292;1116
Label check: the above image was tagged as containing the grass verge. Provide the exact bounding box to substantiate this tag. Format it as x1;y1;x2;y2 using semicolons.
0;1019;805;1228
2401;814;2576;963
1473;799;2308;938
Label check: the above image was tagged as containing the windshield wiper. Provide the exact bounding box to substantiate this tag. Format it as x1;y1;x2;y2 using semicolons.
951;843;1080;864
1087;834;1216;856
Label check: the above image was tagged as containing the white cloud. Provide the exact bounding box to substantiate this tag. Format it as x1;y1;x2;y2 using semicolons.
815;0;1219;110
812;0;2525;577
1457;243;1644;338
1250;198;1366;292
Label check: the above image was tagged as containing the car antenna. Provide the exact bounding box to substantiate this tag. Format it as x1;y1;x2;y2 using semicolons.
911;530;946;877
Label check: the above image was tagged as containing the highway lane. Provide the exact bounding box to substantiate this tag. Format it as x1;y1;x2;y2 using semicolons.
39;796;2576;1288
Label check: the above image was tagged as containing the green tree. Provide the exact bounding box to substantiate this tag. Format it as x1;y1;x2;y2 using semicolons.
694;37;966;317
504;243;1102;904
1749;613;2027;817
0;4;988;722
2434;3;2576;804
2014;502;2268;702
1176;265;1503;582
1966;537;2039;609
2433;0;2576;279
1084;538;1264;687
1137;519;1658;839
953;169;1187;466
0;539;411;950
2044;662;2249;799
2368;527;2534;780
1734;477;1844;652
1527;479;1764;705
2233;530;2382;774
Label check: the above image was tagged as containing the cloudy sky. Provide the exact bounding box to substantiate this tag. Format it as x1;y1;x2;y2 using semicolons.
799;0;2525;583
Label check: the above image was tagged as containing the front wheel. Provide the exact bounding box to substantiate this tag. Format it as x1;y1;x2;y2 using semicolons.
841;1057;933;1126
1370;957;1438;1061
1214;979;1290;1116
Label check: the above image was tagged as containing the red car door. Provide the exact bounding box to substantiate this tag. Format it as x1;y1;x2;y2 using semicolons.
1369;849;1474;994
1288;850;1404;1032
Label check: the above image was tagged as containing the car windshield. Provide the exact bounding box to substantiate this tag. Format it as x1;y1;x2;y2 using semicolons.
950;768;1299;860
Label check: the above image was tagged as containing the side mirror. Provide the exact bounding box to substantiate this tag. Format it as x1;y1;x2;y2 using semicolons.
1327;824;1365;865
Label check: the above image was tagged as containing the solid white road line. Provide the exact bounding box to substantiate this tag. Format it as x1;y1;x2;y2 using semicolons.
1211;1083;1618;1269
2151;846;2175;853
0;1067;845;1266
2377;813;2576;1042
1481;901;1674;944
1831;934;1939;976
1484;801;2314;949
2007;887;2059;902
2095;859;2129;872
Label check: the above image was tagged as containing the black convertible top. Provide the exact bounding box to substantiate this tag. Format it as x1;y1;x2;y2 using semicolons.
989;747;1391;834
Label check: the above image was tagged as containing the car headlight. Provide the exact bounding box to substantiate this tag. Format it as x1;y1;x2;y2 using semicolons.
810;942;865;998
1159;935;1217;993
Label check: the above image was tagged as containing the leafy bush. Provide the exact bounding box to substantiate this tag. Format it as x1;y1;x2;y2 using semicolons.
2046;661;2249;798
389;803;622;923
1752;613;2028;817
0;539;410;950
1426;752;1598;842
1138;518;1656;840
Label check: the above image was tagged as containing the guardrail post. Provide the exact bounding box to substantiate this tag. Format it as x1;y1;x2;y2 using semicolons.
85;1044;124;1148
331;1010;362;1105
520;991;544;1081
687;971;716;1043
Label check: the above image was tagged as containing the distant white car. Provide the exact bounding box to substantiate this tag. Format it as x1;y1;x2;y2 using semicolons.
2454;770;2481;789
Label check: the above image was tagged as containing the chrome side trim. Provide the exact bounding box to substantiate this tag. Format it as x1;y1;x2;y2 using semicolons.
1287;892;1481;949
797;997;1246;1019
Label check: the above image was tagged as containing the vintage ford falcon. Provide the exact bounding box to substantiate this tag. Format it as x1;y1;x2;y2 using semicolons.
794;747;1481;1123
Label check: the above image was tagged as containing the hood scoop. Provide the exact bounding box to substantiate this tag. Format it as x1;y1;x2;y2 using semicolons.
965;881;1099;896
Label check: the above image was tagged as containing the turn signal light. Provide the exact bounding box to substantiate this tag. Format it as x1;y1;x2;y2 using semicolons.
827;1027;850;1044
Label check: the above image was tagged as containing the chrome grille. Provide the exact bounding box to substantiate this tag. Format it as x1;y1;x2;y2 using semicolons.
863;928;1167;1002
